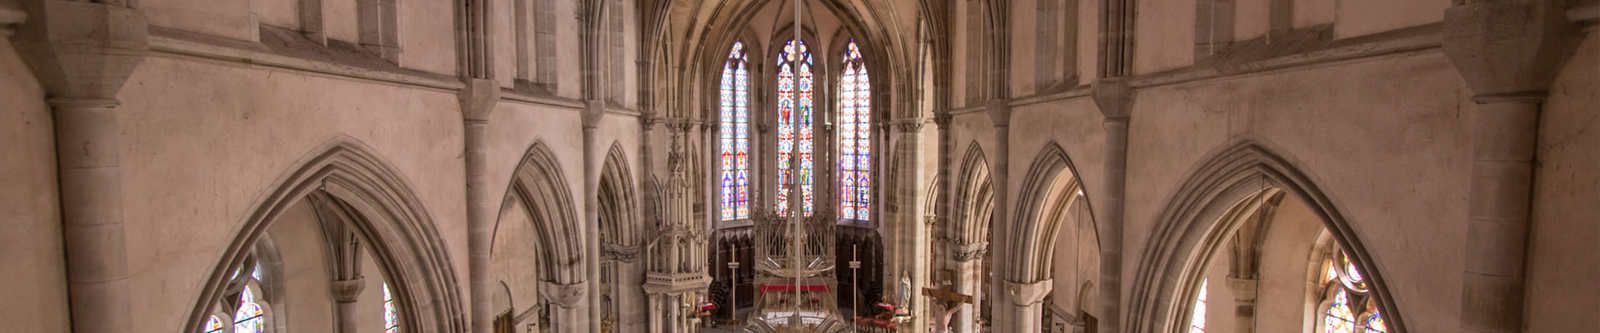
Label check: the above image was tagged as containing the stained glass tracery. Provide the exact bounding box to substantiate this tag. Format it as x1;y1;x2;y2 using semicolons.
720;41;751;221
838;40;871;221
234;287;264;333
1321;249;1388;333
384;283;400;333
1325;289;1357;333
776;39;814;216
1365;312;1389;333
205;316;225;333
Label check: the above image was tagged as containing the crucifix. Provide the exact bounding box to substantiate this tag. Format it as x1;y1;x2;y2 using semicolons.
922;281;974;333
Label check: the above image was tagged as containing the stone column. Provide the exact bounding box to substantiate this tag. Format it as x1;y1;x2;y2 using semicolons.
616;247;645;333
984;101;1013;333
646;293;662;333
1005;279;1053;333
543;281;589;332
952;244;985;333
895;119;930;333
12;2;147;333
584;100;606;333
331;278;367;333
1090;78;1132;333
461;77;500;333
1443;2;1578;333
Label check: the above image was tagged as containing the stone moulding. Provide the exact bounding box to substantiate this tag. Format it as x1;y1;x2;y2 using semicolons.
183;137;466;333
1008;141;1093;283
1124;140;1407;333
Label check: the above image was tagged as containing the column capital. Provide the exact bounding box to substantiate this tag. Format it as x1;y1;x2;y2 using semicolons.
932;113;953;128
582;100;606;129
639;114;658;128
984;100;1011;127
459;78;500;122
1443;0;1579;97
330;278;367;303
603;242;640;263
13;0;148;101
1091;77;1134;120
1004;279;1053;306
892;117;929;133
540;280;588;309
952;242;988;262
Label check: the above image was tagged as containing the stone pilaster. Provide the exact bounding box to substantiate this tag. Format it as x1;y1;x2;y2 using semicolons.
1090;77;1133;333
984;100;1015;333
1442;1;1579;332
12;2;147;333
893;118;931;333
583;100;606;333
460;77;500;333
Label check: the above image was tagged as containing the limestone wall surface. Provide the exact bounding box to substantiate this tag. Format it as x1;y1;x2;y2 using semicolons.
1525;33;1600;333
0;14;69;333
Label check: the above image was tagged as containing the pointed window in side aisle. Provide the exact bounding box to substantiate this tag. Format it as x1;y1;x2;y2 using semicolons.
720;40;751;221
1319;248;1388;333
838;39;871;221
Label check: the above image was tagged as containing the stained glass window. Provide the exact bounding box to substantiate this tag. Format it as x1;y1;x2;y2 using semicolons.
1365;311;1389;333
204;316;225;333
720;41;751;221
1321;249;1389;333
776;39;815;216
234;287;264;333
1325;289;1357;333
838;40;871;221
384;283;400;333
1189;279;1207;333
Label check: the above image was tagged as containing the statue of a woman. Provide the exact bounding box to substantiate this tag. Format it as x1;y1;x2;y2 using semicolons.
899;273;912;307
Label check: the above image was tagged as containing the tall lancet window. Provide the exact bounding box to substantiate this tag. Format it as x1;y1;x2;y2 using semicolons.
776;39;815;216
838;39;871;221
720;41;751;221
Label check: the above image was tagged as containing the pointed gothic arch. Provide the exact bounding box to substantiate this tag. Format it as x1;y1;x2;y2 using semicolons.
951;142;993;247
1009;141;1096;282
599;142;640;251
499;140;586;284
184;138;466;333
1126;141;1407;333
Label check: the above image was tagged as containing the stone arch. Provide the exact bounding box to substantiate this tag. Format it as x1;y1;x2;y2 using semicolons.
599;142;639;251
1009;141;1095;282
1126;141;1407;333
499;140;586;284
951;141;993;247
184;138;466;333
